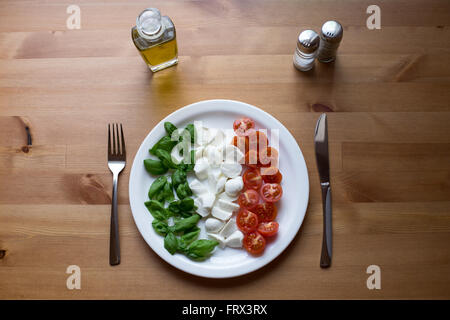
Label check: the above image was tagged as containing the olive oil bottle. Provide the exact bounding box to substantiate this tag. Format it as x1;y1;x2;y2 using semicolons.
131;8;178;72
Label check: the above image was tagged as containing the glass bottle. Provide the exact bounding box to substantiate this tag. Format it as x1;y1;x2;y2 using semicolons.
131;8;178;72
293;29;320;72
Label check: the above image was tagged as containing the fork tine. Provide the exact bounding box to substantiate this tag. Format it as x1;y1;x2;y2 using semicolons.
120;124;126;155
112;123;117;155
115;123;120;155
108;124;111;155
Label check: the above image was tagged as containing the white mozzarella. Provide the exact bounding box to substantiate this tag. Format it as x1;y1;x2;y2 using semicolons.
211;206;233;221
194;157;209;180
225;230;244;248
215;176;227;194
207;167;222;192
199;192;216;211
189;179;208;196
219;218;238;239
193;197;209;217
207;233;226;249
217;199;240;213
209;129;225;147
194;122;206;146
205;218;225;233
223;144;245;164
204;145;222;166
217;192;239;202
194;146;204;160
220;162;242;178
225;176;244;197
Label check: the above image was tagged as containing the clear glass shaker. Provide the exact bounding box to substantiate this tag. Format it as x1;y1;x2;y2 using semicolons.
293;30;320;71
131;8;178;72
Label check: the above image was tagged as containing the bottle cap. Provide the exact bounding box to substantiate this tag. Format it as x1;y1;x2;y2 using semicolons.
320;21;343;43
137;8;162;38
297;30;320;54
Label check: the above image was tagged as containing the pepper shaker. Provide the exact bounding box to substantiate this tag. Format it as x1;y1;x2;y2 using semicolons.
293;29;320;72
317;20;343;63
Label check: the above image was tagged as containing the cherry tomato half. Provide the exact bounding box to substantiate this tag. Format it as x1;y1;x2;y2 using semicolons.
260;166;283;184
233;118;255;137
258;221;279;237
259;147;279;167
247;131;269;152
232;135;249;154
236;209;259;233
253;202;278;222
245;149;260;167
261;183;283;203
243;231;266;255
243;168;263;190
238;189;260;210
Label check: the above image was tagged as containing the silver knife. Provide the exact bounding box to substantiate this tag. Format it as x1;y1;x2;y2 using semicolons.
314;113;332;268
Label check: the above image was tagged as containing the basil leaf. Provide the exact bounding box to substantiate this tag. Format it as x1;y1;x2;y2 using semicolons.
176;181;192;200
168;200;181;214
148;176;167;200
164;232;178;255
185;123;195;143
152;220;169;236
164;122;177;136
185;239;219;261
181;229;200;245
144;200;168;221
171;169;187;189
154;149;177;169
180;197;195;211
150;136;178;156
169;214;200;233
144;159;168;175
162;180;174;203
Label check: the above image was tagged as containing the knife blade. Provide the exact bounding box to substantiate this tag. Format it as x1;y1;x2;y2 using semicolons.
314;113;332;268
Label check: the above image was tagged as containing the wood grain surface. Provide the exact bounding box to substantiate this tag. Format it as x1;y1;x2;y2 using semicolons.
1;0;450;299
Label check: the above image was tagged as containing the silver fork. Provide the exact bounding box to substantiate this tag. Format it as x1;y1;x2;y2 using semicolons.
107;123;126;266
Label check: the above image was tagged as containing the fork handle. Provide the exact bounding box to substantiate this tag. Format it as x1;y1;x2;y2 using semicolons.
320;183;332;268
109;173;121;266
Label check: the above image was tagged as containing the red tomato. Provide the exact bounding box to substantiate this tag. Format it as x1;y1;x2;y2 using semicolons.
258;221;279;237
233;118;255;137
260;166;283;184
243;168;263;190
236;209;259;233
232;135;249;154
248;131;269;152
245;149;260;167
259;147;279;167
253;202;278;222
243;231;266;255
261;183;283;202
238;189;260;210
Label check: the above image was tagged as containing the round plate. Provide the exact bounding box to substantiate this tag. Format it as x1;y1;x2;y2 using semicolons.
129;99;309;278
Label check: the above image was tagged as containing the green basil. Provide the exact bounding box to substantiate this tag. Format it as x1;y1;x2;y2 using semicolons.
176;181;192;200
168;200;181;215
148;176;167;200
164;232;178;255
144;159;168;175
162;180;174;203
171;169;187;189
185;239;219;261
185;124;195;143
169;214;200;233
164;122;177;136
144;200;168;221
152;220;169;236
150;136;178;156
178;229;200;251
154;149;177;169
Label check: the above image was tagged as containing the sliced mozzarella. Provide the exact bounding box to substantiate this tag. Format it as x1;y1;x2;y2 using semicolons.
207;167;222;192
225;230;244;248
217;199;240;213
219;218;238;239
211;206;233;221
225;176;244;197
194;197;209;217
194;122;206;146
223;144;245;164
194;146;204;160
215;176;227;194
209;129;225;147
199;192;216;211
194;157;209;180
207;233;226;249
189;179;208;196
220;162;242;178
204;145;222;167
217;192;239;202
205;218;225;233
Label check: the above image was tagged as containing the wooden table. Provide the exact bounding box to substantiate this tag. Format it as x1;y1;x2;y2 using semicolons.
1;0;449;299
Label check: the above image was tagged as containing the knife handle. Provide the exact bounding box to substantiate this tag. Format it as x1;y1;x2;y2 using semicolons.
320;183;332;268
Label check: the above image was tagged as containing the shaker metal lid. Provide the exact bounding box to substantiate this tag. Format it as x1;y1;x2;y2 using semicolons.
320;21;343;42
297;29;320;54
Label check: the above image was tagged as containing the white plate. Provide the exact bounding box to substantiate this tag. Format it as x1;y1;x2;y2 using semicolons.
129;99;309;278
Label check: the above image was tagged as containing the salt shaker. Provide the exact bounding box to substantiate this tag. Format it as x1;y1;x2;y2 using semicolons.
293;30;320;72
317;20;343;63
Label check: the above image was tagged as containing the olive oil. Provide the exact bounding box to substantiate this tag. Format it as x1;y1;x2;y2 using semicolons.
131;8;178;72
